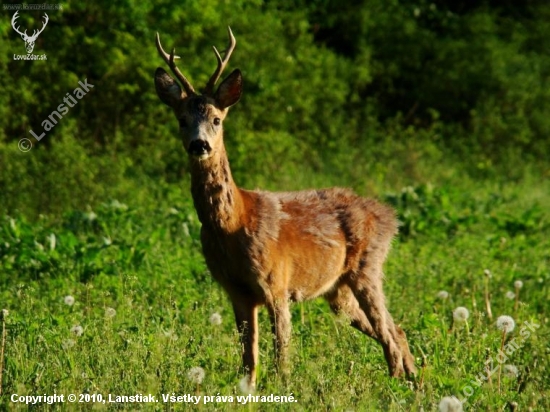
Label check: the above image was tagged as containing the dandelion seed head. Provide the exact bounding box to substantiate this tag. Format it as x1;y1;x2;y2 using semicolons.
187;366;205;384
238;375;255;395
438;396;463;412
437;290;449;300
514;280;523;289
64;295;75;306
503;364;519;378
62;339;76;350
505;291;516;300
105;307;116;319
70;325;84;337
209;312;222;326
453;307;470;323
496;315;515;333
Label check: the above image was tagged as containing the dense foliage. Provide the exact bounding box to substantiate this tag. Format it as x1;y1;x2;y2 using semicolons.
1;0;549;215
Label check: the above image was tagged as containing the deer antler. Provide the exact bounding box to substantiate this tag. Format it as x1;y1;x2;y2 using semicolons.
155;33;196;96
204;26;236;96
11;11;28;39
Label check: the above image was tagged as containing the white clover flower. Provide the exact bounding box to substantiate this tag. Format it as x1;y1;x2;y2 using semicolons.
105;307;116;319
103;236;112;246
70;325;84;337
483;269;492;278
168;207;179;215
209;312;222;326
505;291;515;300
64;295;75;306
503;364;519;378
1;309;9;318
453;307;470;323
514;280;523;289
187;366;205;384
436;290;450;300
438;396;463;412
238;375;255;395
496;315;515;333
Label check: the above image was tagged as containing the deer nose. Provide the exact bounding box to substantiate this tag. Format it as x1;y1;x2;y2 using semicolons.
187;139;212;158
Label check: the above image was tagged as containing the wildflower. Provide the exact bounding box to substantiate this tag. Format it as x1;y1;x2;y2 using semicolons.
483;269;492;278
168;207;179;215
503;364;519;378
103;236;112;246
453;307;470;323
496;315;515;333
70;325;84;337
514;280;523;289
187;366;205;384
1;309;8;319
438;396;463;412
209;312;222;326
47;233;56;250
436;291;449;300
84;211;97;222
105;307;116;319
162;329;179;341
64;295;75;306
110;200;128;211
505;291;515;300
238;375;255;395
62;339;76;350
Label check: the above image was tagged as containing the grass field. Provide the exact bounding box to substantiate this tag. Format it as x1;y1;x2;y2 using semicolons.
0;173;548;411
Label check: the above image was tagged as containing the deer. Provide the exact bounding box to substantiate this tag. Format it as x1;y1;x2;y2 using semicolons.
154;27;417;388
11;11;49;54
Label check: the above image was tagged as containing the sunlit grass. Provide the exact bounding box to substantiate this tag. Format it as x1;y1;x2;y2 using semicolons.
0;176;548;411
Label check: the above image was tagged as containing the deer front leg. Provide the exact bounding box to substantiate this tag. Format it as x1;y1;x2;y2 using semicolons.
267;298;291;376
232;299;259;388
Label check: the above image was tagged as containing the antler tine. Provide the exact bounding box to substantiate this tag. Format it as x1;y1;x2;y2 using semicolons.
204;26;236;95
155;32;196;95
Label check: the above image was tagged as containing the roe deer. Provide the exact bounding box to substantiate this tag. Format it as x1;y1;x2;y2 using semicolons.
154;27;416;387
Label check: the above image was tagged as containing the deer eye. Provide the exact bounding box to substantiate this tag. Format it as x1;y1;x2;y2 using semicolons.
213;118;221;126
178;118;187;128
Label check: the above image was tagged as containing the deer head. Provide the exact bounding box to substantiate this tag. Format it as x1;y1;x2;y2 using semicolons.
154;28;242;162
11;11;49;54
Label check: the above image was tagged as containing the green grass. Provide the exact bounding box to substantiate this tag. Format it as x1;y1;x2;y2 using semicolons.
0;176;548;411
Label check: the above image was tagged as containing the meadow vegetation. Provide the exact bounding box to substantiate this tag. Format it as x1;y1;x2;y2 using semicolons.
0;0;549;410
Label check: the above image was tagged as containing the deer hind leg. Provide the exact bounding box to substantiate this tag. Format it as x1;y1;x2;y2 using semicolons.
345;259;412;377
231;297;259;388
266;297;291;376
325;282;377;338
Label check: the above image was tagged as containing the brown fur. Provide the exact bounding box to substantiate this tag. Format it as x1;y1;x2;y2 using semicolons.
154;30;416;387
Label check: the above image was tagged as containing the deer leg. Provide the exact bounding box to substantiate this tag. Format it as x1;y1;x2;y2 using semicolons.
267;298;291;376
231;298;259;388
325;283;377;337
348;268;406;377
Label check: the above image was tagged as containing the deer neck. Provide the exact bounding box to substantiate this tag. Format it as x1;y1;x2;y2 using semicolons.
190;146;243;233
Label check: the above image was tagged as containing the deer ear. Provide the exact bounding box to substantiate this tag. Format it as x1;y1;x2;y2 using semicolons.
215;69;242;109
155;67;185;107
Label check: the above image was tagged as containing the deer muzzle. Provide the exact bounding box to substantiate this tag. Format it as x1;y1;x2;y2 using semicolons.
187;139;212;159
